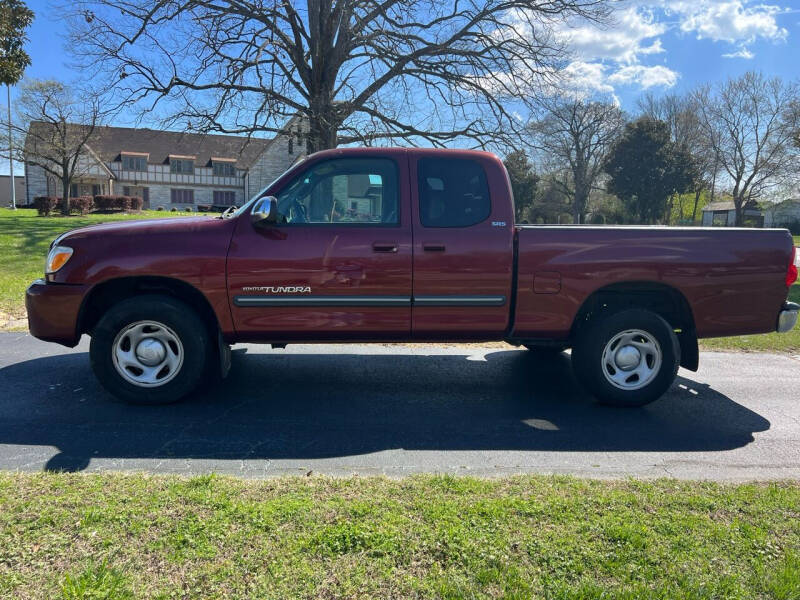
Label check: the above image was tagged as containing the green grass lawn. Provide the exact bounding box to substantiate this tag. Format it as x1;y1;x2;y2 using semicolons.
0;473;797;600
0;208;196;318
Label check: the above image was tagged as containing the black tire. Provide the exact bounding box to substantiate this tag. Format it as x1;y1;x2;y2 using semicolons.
571;309;680;407
90;294;211;404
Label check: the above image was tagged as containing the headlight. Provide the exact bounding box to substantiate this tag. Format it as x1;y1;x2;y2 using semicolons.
45;245;74;274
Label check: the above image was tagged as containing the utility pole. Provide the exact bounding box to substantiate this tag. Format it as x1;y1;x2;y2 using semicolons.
7;84;15;209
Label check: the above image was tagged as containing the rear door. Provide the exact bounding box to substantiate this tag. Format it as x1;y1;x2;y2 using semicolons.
410;152;515;338
227;153;413;340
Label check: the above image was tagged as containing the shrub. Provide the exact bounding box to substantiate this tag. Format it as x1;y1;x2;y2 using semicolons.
170;207;178;212
782;219;800;236
93;195;140;212
34;195;94;216
70;195;94;215
93;195;115;211
34;196;59;216
156;206;164;211
184;206;193;212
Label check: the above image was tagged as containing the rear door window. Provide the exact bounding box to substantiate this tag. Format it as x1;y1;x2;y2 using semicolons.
418;157;490;227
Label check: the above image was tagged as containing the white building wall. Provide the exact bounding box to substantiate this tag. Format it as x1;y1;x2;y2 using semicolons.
245;117;308;199
25;164;49;203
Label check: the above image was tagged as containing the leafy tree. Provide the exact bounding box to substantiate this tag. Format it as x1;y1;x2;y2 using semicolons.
527;98;625;224
638;91;714;224
503;150;538;223
0;0;33;85
603;118;697;224
0;0;34;209
70;0;605;151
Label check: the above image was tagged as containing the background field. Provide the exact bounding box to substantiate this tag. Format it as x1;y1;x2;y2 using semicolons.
0;208;797;352
0;473;798;600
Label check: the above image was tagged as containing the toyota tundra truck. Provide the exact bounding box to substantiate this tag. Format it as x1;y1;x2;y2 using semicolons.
26;147;800;406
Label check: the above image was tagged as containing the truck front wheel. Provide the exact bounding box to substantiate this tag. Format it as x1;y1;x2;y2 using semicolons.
571;309;680;407
89;295;211;404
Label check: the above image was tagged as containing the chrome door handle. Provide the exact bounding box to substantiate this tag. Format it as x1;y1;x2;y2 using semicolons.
372;242;398;253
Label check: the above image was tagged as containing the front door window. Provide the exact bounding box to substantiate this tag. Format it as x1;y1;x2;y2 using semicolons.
274;158;398;225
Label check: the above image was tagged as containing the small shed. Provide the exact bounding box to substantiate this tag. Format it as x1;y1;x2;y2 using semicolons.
701;200;764;227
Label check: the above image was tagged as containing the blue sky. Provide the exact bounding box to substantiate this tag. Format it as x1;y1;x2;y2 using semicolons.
5;0;800;174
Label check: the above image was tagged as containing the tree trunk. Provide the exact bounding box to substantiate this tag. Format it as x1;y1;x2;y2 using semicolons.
61;177;70;216
734;200;744;227
573;182;588;224
691;188;701;224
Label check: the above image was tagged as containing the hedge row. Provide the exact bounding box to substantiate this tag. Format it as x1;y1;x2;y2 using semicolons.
33;195;143;216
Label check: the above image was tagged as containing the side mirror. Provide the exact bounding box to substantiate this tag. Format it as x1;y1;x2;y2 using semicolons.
251;196;279;226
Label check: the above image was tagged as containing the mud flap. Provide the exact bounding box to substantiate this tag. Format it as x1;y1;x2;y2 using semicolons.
218;331;232;379
678;330;698;372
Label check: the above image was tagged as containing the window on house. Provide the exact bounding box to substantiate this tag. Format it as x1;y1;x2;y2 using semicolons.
170;158;195;174
170;189;195;204
213;190;236;205
712;212;728;226
121;155;148;171
212;161;236;177
418;157;491;227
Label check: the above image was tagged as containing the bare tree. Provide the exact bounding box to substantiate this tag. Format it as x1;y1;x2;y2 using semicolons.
526;97;625;223
14;79;101;214
695;72;799;226
639;91;716;224
68;0;606;152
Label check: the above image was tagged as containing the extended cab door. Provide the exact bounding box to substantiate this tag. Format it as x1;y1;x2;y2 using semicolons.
410;152;515;338
227;153;412;340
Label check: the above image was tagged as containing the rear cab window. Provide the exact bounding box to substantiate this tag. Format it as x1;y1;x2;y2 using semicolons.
418;157;491;227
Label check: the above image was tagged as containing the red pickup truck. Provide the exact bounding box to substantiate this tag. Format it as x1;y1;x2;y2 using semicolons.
26;148;799;407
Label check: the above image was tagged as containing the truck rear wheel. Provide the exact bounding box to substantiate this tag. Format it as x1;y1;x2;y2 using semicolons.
89;295;211;404
571;309;680;407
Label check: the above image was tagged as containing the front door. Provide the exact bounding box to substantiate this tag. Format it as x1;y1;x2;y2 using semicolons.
227;154;412;341
410;153;514;338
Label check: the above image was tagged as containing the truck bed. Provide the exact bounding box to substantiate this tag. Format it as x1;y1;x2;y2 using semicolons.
512;226;795;340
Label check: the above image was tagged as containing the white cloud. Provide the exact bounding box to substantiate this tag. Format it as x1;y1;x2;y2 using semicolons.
558;61;615;95
558;8;666;64
721;47;755;59
549;0;791;97
607;64;680;88
666;1;788;44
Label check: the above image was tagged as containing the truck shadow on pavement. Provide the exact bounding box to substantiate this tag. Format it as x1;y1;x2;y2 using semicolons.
0;348;771;473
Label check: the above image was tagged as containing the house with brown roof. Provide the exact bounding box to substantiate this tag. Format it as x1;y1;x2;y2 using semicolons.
24;116;307;210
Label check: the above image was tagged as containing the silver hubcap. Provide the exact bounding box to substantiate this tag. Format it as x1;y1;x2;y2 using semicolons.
112;321;183;387
601;329;662;390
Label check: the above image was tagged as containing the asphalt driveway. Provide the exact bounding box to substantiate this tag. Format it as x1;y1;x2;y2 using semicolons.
0;332;798;480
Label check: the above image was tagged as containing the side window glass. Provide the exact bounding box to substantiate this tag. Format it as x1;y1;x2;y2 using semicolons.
274;158;398;225
418;157;490;227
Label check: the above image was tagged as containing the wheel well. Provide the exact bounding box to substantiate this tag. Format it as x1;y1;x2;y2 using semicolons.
571;282;695;337
78;276;222;343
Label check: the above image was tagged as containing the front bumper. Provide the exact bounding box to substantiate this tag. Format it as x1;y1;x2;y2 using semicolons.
25;279;89;347
777;301;799;334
